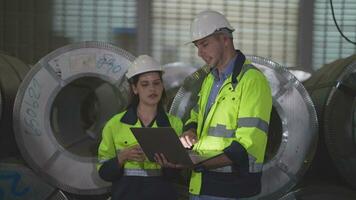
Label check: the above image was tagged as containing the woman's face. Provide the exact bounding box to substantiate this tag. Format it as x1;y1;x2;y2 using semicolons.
132;72;163;106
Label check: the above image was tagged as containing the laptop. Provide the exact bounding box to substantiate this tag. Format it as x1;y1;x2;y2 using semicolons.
130;127;222;166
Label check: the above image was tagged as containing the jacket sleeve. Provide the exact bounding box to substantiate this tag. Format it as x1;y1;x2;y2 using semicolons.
224;69;272;172
184;104;198;132
97;121;123;181
170;115;183;136
183;81;205;132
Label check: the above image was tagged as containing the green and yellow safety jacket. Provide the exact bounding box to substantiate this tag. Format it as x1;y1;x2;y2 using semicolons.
185;50;272;198
97;104;183;200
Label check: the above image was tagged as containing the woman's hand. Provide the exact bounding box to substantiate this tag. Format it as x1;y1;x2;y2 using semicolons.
118;145;146;166
154;153;185;168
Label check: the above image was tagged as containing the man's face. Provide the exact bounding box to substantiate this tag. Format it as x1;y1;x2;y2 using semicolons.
132;72;163;106
194;34;225;68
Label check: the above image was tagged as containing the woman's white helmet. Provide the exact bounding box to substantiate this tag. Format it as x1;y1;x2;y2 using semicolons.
126;55;163;79
188;10;234;43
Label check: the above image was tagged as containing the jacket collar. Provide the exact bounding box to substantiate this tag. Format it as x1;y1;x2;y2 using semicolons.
209;50;245;85
211;55;236;81
231;50;246;86
120;103;171;127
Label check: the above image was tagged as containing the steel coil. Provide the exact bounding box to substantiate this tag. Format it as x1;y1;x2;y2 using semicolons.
0;53;30;158
162;62;197;110
13;41;135;195
304;54;356;188
0;160;69;200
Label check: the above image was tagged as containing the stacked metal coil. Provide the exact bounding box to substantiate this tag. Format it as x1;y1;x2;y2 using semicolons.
162;62;198;110
0;159;69;200
0;53;31;158
12;41;134;196
303;54;356;189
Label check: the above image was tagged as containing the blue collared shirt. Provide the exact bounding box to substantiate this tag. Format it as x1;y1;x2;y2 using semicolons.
204;55;237;118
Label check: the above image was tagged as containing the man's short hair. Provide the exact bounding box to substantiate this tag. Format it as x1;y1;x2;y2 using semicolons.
215;27;233;39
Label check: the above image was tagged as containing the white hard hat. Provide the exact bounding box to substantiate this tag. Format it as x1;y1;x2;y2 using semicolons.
126;55;163;79
188;10;235;43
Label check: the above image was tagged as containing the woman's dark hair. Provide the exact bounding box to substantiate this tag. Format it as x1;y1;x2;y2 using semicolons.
127;71;167;110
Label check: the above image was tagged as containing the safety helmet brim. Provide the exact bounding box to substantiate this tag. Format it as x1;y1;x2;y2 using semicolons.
126;68;164;79
126;55;164;79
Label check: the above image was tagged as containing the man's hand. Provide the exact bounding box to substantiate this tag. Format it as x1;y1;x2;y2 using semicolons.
154;153;185;169
180;129;197;148
118;145;145;166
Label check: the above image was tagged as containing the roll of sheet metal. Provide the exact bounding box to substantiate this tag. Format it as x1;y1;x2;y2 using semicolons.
169;56;318;199
163;62;197;90
0;160;69;200
0;53;30;158
288;70;311;83
304;54;356;188
13;41;135;195
162;62;197;110
279;185;356;200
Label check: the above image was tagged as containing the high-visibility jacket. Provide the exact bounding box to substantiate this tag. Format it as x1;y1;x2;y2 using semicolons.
185;50;272;198
97;104;183;200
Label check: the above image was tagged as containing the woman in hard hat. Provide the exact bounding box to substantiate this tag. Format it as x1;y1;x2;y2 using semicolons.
97;55;183;200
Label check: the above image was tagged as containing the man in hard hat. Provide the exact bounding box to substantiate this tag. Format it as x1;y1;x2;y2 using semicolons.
180;10;272;199
97;55;183;200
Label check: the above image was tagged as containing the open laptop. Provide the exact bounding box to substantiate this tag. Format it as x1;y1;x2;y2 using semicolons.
130;127;222;166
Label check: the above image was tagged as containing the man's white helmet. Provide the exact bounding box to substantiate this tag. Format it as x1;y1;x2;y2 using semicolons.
126;55;163;79
188;10;234;43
